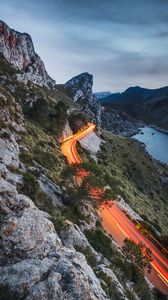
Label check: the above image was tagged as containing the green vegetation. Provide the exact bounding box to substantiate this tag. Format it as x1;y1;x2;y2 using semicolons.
97;130;168;234
85;228;114;260
61;161;119;204
50;215;66;234
19;172;39;201
122;238;152;274
98;271;124;300
19;151;33;165
20;121;66;184
69;111;89;133
86;228;153;299
74;245;97;268
1;54;166;299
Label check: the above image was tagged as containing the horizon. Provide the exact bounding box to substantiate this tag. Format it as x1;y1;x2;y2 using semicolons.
1;0;168;92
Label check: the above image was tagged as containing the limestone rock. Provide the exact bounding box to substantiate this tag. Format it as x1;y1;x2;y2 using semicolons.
64;73;102;126
0;20;55;87
60;220;97;258
78;201;99;231
38;174;63;208
98;264;129;300
61;122;73;142
0;176;108;300
79;131;102;158
65;73;93;103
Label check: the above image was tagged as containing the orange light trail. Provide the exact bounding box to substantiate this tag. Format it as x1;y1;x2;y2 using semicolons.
60;123;168;294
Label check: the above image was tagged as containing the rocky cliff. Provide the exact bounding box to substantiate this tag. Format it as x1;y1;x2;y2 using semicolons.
0;25;130;300
64;72;142;136
0;20;55;87
64;72;102;126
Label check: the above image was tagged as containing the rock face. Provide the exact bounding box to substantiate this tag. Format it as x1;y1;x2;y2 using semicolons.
38;174;63;208
64;72;102;126
0;178;108;300
79;131;102;158
0;20;55;87
65;72;93;103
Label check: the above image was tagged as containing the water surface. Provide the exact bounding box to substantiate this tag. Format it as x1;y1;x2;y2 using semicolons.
133;127;168;165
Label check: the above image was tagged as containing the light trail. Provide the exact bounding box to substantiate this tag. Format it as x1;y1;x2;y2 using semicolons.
60;123;168;294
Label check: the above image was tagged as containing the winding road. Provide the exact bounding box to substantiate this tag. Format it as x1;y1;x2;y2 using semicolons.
61;123;168;294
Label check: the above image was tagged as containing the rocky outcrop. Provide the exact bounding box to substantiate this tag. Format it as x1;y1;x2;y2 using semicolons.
38;174;63;208
65;73;93;103
64;73;102;126
79;131;102;159
64;73;143;136
60;122;73;142
0;20;55;87
0;177;108;300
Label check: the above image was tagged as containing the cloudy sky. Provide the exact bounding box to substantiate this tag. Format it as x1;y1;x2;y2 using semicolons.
1;0;168;91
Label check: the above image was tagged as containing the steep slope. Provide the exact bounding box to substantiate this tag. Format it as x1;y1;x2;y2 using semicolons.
100;86;168;130
0;20;55;87
0;26;133;300
64;73;141;136
1;20;168;299
64;72;102;126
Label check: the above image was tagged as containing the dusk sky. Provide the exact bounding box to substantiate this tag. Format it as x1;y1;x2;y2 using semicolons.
1;0;168;92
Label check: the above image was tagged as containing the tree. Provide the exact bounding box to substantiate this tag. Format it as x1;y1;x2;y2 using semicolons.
48;101;68;134
61;162;118;207
122;238;153;274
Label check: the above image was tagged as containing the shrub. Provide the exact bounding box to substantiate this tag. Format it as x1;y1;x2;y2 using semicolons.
75;245;97;268
85;229;114;260
98;271;123;300
122;238;152;274
50;215;66;234
19;151;33;165
20;172;39;200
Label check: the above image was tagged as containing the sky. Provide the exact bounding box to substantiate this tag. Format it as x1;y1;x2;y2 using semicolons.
1;0;168;92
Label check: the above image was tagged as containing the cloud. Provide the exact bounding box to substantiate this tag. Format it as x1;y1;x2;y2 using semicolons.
0;0;168;91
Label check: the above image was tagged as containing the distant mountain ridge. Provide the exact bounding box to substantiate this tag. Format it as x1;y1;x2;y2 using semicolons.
94;91;111;99
100;86;168;130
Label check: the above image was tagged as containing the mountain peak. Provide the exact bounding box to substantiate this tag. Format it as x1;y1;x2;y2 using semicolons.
0;20;55;87
125;86;142;93
64;72;93;102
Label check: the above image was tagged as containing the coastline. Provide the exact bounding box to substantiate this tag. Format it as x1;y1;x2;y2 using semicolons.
132;127;168;167
150;125;168;135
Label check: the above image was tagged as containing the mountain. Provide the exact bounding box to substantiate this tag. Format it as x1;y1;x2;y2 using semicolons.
94;91;111;99
0;20;168;299
64;74;141;136
0;20;55;87
100;86;168;130
64;72;102;126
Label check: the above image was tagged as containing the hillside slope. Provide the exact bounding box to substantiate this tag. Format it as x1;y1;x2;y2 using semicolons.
101;86;168;130
0;21;168;299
